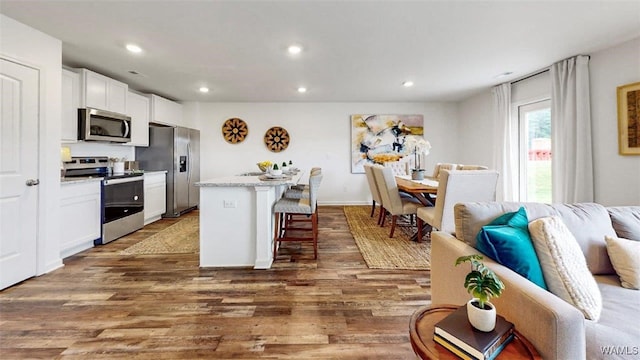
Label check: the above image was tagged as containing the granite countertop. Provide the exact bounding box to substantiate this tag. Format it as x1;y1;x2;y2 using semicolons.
60;177;103;185
197;170;303;187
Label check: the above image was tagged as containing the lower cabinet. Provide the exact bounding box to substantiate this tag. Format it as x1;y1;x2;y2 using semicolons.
144;172;167;225
60;180;102;258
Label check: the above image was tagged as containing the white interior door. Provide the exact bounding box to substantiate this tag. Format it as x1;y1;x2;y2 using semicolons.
0;58;39;290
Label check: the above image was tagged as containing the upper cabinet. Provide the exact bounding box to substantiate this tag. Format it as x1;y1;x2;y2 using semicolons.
79;68;128;114
127;90;150;147
149;94;183;127
61;68;80;142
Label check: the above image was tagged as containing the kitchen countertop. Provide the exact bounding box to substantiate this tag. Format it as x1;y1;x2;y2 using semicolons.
197;171;303;187
60;177;103;184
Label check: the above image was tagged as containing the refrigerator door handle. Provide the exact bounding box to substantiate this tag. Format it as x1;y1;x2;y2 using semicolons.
186;143;191;183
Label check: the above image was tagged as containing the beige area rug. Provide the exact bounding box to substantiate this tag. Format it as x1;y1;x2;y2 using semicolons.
343;206;431;270
121;216;199;255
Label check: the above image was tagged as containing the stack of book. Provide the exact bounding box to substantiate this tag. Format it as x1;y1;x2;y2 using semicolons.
433;306;514;360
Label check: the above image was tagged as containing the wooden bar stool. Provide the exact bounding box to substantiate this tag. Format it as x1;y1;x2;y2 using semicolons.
273;173;323;259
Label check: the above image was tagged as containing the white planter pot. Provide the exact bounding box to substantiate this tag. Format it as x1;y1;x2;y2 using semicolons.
270;169;282;176
467;299;496;332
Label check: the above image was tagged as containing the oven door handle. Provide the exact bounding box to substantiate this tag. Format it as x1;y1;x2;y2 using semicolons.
103;177;142;185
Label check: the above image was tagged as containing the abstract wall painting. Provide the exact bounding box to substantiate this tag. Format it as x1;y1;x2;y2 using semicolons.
350;114;424;173
618;82;640;155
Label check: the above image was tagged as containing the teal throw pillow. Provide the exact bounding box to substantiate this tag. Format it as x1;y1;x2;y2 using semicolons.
476;207;547;289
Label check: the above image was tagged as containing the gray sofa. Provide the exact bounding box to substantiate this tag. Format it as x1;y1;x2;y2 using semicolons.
431;202;640;360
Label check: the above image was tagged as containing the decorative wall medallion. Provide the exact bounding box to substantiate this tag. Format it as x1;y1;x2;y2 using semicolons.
264;126;290;152
222;118;249;144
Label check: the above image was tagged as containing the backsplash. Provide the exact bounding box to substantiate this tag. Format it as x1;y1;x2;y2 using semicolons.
65;142;135;161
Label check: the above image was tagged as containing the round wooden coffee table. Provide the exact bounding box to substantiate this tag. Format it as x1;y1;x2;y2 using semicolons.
409;304;541;360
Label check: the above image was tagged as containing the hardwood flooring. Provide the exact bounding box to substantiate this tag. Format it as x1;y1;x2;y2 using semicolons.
0;206;430;359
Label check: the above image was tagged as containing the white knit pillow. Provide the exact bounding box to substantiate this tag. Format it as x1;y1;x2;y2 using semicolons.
605;236;640;290
528;216;602;320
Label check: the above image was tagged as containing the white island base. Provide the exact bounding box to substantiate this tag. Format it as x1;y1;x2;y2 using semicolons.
196;172;303;269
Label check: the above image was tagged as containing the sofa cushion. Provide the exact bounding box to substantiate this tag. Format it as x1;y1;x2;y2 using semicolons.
605;236;640;290
455;202;617;274
529;216;602;321
586;275;640;359
476;207;547;289
607;206;640;241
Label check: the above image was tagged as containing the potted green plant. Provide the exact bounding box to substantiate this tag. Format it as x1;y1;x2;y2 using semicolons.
270;163;282;176
455;254;505;332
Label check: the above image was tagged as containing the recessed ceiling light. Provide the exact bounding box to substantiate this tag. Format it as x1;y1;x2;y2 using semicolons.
402;81;414;87
199;87;210;93
288;45;303;55
495;71;513;78
126;44;142;53
297;87;307;93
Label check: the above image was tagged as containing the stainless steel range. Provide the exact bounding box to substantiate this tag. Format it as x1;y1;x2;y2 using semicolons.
63;156;144;244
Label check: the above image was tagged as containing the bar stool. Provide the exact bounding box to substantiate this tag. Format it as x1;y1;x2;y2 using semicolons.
273;173;323;259
285;167;322;199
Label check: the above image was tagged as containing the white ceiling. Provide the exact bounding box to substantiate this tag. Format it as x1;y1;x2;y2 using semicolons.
1;1;639;103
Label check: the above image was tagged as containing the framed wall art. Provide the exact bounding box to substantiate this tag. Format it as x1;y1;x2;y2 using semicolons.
617;81;640;155
350;114;424;173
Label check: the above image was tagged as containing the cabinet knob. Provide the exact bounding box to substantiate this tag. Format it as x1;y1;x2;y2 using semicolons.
26;179;40;186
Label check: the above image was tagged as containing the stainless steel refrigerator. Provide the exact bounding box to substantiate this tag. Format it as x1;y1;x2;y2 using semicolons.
135;126;200;217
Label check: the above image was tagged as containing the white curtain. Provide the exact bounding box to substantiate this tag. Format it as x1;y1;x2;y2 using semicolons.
492;83;518;201
550;55;594;203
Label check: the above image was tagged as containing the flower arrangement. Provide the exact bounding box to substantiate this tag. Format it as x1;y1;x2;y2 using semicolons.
257;160;272;172
403;136;431;171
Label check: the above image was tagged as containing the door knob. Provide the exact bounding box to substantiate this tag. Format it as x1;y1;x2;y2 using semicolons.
26;179;40;186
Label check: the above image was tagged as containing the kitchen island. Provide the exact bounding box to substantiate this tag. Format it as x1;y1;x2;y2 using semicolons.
196;171;304;269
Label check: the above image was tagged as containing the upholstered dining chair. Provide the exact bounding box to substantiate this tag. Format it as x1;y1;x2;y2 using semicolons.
416;169;499;241
458;164;489;170
363;163;384;224
273;172;323;259
372;164;424;238
429;163;459;181
384;157;410;176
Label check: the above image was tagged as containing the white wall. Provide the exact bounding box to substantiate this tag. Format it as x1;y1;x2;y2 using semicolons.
183;102;459;205
457;37;640;206
1;15;63;274
590;37;640;206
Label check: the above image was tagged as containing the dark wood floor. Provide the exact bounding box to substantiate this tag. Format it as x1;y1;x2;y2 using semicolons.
0;206;430;359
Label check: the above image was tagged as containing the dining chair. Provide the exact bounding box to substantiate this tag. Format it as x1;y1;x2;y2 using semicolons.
273;172;323;259
384;157;410;176
373;164;424;238
290;167;321;192
363;163;385;224
458;164;489;170
416;169;499;241
429;163;459;181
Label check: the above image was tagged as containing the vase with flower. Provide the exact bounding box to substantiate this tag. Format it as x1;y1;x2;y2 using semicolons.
403;136;431;180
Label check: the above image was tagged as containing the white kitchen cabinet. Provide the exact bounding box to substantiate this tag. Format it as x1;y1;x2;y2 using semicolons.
149;94;183;127
61;68;80;142
144;172;167;225
60;180;102;258
127;90;150;147
79;68;128;114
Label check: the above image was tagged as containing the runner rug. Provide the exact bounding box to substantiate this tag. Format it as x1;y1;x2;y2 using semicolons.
121;216;199;255
343;206;430;270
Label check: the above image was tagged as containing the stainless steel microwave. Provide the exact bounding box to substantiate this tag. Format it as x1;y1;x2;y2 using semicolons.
78;108;132;143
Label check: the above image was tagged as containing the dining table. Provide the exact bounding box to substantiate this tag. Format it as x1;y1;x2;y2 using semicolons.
395;175;439;206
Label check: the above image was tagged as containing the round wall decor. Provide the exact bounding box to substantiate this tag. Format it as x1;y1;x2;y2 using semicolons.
264;126;290;152
222;117;249;144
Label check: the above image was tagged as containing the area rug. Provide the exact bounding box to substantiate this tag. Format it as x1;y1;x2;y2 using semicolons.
343;206;431;270
121;216;199;255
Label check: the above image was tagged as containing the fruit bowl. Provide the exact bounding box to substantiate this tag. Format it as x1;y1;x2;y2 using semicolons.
257;162;271;172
